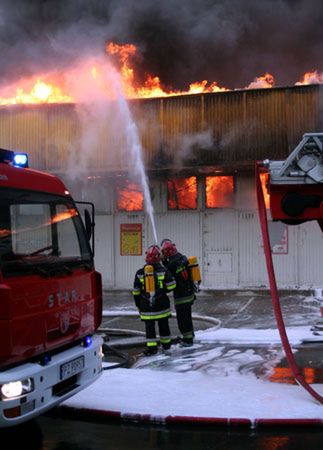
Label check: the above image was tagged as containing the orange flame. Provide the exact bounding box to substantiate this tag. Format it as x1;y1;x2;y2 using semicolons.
268;366;322;384
260;173;270;209
117;181;144;211
206;176;234;208
167;177;197;210
106;42;137;97
295;70;323;85
0;79;73;105
188;80;227;94
0;229;11;238
0;40;323;105
106;42;229;98
246;73;275;89
0;208;78;243
51;209;78;224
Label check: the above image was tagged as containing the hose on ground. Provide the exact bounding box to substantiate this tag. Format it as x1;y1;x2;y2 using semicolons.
102;343;135;370
98;310;221;349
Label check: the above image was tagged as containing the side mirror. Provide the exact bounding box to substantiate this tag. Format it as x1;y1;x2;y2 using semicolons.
75;201;95;256
84;209;92;240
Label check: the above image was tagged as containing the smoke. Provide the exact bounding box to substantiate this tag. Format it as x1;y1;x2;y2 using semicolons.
0;0;323;90
173;130;214;167
61;54;158;241
63;57;122;180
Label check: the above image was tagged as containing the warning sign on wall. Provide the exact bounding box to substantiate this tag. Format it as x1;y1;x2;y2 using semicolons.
269;221;288;254
120;223;142;256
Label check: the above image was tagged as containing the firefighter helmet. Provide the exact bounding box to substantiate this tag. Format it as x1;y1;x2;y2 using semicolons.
161;240;177;258
160;238;172;247
145;245;161;264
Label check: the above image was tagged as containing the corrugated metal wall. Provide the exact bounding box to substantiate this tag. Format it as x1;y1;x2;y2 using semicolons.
0;85;322;173
134;84;323;167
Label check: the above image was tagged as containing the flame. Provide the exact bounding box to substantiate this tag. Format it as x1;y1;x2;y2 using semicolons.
167;177;197;210
0;229;11;238
117;181;144;211
295;70;323;85
0;208;77;244
137;75;169;98
51;209;78;224
106;42;137;98
246;73;275;89
205;176;234;208
260;173;270;209
269;366;322;384
0;39;322;105
0;79;73;105
106;42;229;98
188;80;227;94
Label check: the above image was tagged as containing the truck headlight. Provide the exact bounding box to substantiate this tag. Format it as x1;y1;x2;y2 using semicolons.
1;378;34;400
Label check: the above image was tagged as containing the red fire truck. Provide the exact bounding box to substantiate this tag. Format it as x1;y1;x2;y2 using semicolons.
0;149;103;427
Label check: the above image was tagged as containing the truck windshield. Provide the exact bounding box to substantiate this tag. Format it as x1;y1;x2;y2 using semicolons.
0;187;93;276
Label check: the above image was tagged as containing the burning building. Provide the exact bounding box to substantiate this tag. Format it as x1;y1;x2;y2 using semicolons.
1;0;323;290
0;80;322;290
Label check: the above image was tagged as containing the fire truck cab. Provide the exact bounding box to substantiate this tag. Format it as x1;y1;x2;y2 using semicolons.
0;149;103;427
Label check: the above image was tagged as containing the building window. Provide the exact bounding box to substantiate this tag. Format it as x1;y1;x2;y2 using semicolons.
205;176;234;208
82;176;112;214
167;177;197;210
116;179;144;212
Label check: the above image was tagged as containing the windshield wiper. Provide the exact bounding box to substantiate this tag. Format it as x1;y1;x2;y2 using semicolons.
30;245;54;256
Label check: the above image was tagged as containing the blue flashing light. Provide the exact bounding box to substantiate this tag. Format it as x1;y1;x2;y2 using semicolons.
13;153;28;168
40;354;51;366
83;335;92;348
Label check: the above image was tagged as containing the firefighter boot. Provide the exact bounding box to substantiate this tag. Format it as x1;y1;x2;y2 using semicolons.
143;346;158;356
180;337;194;347
162;343;171;351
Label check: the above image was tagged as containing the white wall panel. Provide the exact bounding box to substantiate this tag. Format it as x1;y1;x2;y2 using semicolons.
297;221;323;287
154;212;202;263
237;211;297;288
237;175;297;288
202;210;238;288
238;211;267;287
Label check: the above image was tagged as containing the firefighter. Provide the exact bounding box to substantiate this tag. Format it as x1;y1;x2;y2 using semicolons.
132;245;176;355
161;239;199;346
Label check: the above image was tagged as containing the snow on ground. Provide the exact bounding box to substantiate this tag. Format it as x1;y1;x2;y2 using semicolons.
62;324;323;422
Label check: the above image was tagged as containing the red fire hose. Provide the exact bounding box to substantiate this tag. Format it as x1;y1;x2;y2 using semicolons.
255;161;323;404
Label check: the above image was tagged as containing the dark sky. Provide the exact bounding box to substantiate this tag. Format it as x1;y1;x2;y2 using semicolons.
1;0;323;90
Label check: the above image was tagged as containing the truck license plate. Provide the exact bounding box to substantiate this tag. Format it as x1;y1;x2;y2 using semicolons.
60;356;84;380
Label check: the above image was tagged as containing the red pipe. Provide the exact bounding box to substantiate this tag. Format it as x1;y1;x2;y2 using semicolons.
255;162;323;404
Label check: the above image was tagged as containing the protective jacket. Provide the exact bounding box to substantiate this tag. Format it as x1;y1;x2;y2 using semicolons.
163;252;195;306
132;262;176;320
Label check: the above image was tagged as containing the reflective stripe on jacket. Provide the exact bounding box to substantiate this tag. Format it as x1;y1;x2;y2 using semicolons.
132;262;176;319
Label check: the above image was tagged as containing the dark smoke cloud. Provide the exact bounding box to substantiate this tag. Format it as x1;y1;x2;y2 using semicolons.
0;0;323;89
